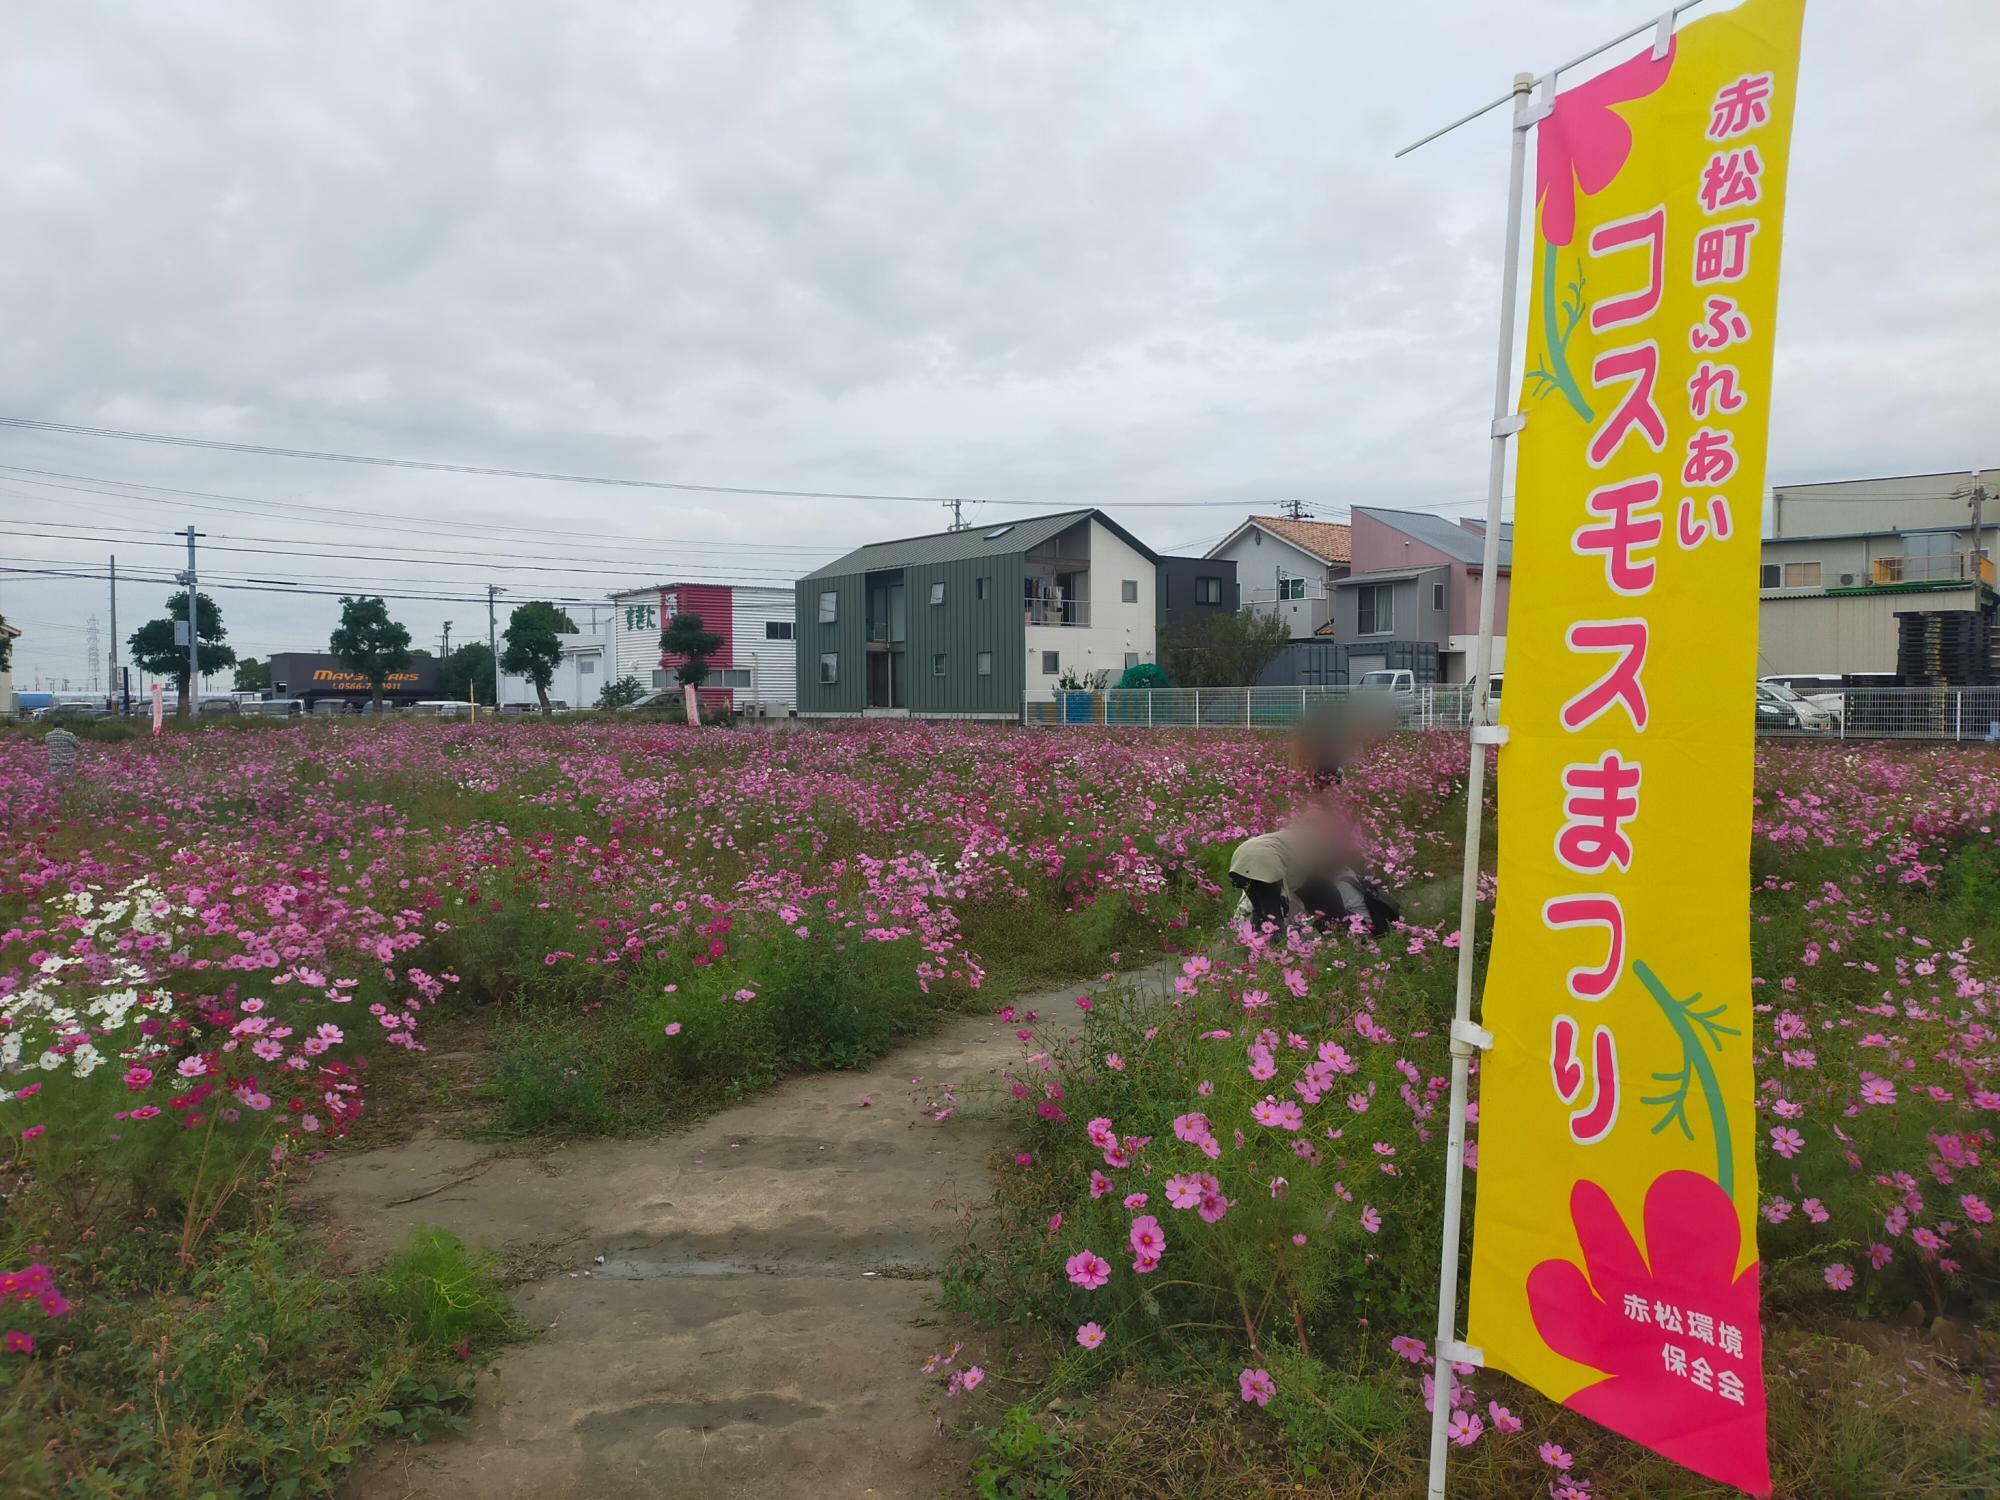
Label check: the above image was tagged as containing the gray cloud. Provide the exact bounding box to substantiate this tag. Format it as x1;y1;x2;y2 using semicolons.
1;0;1994;681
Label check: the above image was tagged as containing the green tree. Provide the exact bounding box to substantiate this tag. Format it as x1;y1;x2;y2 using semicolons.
233;657;271;693
439;642;497;706
660;612;725;688
500;602;577;712
1158;609;1290;688
597;674;645;708
128;591;236;717
328;595;413;715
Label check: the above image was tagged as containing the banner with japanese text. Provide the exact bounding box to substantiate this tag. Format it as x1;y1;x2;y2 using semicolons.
1467;3;1804;1494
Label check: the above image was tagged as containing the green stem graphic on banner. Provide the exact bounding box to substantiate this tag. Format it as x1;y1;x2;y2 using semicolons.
1526;242;1593;421
1636;960;1741;1195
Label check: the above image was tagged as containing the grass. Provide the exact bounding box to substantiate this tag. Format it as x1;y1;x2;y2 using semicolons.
0;1204;512;1499
967;1328;1997;1499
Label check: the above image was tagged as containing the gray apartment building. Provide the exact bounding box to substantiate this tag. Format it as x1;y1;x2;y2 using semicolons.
795;509;1163;718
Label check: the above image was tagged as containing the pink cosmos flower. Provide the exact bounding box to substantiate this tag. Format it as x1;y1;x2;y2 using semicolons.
1446;1409;1483;1447
4;1331;32;1354
1123;1192;1148;1210
1076;1322;1104;1350
1251;1096;1304;1132
663;1022;682;1035
1238;1367;1275;1407
1090;1170;1115;1199
1488;1401;1522;1433
1859;1077;1897;1106
1198;1191;1230;1224
20;1126;44;1142
1129;1215;1165;1260
1086;1117;1118;1151
1388;1334;1428;1365
1823;1263;1855;1290
1868;1242;1893;1269
1768;1126;1804;1159
1912;1227;1944;1253
1064;1250;1111;1290
1539;1443;1574;1471
122;1065;154;1092
960;1365;984;1392
1359;1205;1381;1234
1164;1174;1204;1210
1960;1194;1993;1225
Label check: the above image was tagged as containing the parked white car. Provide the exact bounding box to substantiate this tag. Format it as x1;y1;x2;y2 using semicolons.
1759;674;1843;730
1756;679;1834;733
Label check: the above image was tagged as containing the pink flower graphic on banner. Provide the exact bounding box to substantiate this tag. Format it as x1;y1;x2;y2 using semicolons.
1528;40;1675;423
1535;42;1676;248
1526;1171;1769;1497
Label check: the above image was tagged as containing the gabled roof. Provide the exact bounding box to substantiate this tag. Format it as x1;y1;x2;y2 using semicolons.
1208;515;1352;565
805;509;1157;580
1354;507;1513;568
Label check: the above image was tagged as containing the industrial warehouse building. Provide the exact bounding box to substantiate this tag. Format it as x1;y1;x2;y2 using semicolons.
1759;470;1998;676
608;582;797;714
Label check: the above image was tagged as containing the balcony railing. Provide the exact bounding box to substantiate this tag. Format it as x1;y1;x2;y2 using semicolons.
1868;552;1995;586
1024;600;1091;627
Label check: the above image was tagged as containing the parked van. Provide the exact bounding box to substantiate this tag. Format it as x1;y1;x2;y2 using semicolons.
258;699;306;718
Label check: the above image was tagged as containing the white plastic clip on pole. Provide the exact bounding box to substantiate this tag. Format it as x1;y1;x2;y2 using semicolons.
1423;69;1535;1500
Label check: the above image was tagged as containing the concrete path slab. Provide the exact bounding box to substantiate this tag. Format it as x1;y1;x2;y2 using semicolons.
308;978;1118;1500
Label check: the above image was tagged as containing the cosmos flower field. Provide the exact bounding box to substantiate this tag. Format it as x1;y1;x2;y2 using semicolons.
1;719;1995;1494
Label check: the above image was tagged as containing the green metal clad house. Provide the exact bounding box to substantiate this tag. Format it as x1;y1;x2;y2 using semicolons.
796;509;1162;718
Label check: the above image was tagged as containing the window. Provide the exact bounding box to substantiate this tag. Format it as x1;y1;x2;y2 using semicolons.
1041;651;1060;675
579;659;596;675
1783;561;1821;588
818;653;838;685
818;591;838;624
930;581;946;605
713;667;754;689
1277;577;1306;601
977;651;993;677
1195;576;1222;605
1431;582;1446;612
1760;563;1781;589
765;620;794;640
984;525;1016;540
1357;584;1395;635
652;669;673;688
1124;652;1139;669
1121;579;1138;603
931;652;946;676
976;576;989;601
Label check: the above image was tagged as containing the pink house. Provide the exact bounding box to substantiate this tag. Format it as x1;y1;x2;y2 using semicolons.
1330;508;1512;683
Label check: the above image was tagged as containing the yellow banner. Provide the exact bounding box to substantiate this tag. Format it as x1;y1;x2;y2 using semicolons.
1467;3;1805;1494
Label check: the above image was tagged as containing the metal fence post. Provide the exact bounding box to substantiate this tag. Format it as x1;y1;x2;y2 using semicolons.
1194;686;1200;727
1955;689;1963;741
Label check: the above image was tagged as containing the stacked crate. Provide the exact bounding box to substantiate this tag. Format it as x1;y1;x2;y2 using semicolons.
1893;610;1991;687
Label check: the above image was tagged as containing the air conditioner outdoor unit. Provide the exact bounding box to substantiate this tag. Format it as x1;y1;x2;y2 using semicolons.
1838;573;1857;586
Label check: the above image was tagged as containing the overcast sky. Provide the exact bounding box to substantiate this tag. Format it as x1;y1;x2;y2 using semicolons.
2;0;1994;687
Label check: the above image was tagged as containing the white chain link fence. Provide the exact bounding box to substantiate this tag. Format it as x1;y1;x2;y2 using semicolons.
1023;685;2000;742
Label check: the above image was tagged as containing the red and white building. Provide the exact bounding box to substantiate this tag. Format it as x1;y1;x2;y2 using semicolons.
609;583;798;714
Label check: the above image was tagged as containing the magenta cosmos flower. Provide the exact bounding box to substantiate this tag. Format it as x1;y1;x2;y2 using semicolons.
1064;1250;1111;1290
1075;1322;1104;1350
1238;1367;1275;1407
1128;1215;1165;1261
1823;1263;1854;1290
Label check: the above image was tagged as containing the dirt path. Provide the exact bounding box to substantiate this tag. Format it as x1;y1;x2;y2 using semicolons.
306;979;1104;1500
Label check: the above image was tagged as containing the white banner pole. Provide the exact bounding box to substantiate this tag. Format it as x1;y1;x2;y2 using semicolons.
1423;69;1537;1500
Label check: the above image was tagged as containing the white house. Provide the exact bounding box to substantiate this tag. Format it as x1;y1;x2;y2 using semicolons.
1206;515;1354;637
499;627;612;709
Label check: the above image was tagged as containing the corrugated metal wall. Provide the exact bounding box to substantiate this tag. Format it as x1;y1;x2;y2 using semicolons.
903;555;1025;715
795;575;865;712
729;588;798;710
795;555;1025;716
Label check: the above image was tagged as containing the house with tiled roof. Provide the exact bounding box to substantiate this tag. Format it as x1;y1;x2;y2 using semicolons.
1205;515;1354;638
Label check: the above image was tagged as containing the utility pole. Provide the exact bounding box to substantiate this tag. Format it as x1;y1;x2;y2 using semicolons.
1281;498;1311;521
487;584;503;708
441;620;453;660
941;498;966;531
178;527;203;717
108;555;119;713
1970;474;1990;589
